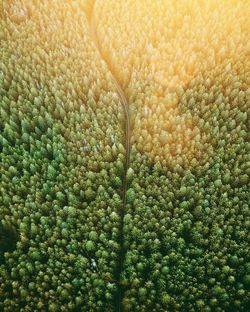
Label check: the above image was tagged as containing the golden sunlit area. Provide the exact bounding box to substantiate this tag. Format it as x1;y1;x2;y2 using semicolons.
0;0;249;311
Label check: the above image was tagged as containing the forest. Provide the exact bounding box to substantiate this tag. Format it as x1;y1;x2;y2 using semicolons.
0;0;249;311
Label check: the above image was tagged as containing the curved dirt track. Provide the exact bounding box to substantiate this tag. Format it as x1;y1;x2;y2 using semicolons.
89;1;131;311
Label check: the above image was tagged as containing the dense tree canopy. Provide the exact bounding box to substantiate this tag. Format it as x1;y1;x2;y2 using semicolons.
0;0;249;311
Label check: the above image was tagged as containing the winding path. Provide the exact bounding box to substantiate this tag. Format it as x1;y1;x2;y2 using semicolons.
89;2;131;311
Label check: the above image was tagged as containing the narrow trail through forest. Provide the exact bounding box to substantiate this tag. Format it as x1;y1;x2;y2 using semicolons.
89;2;131;311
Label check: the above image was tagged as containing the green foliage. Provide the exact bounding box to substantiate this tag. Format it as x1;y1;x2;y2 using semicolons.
0;1;124;311
0;0;249;311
